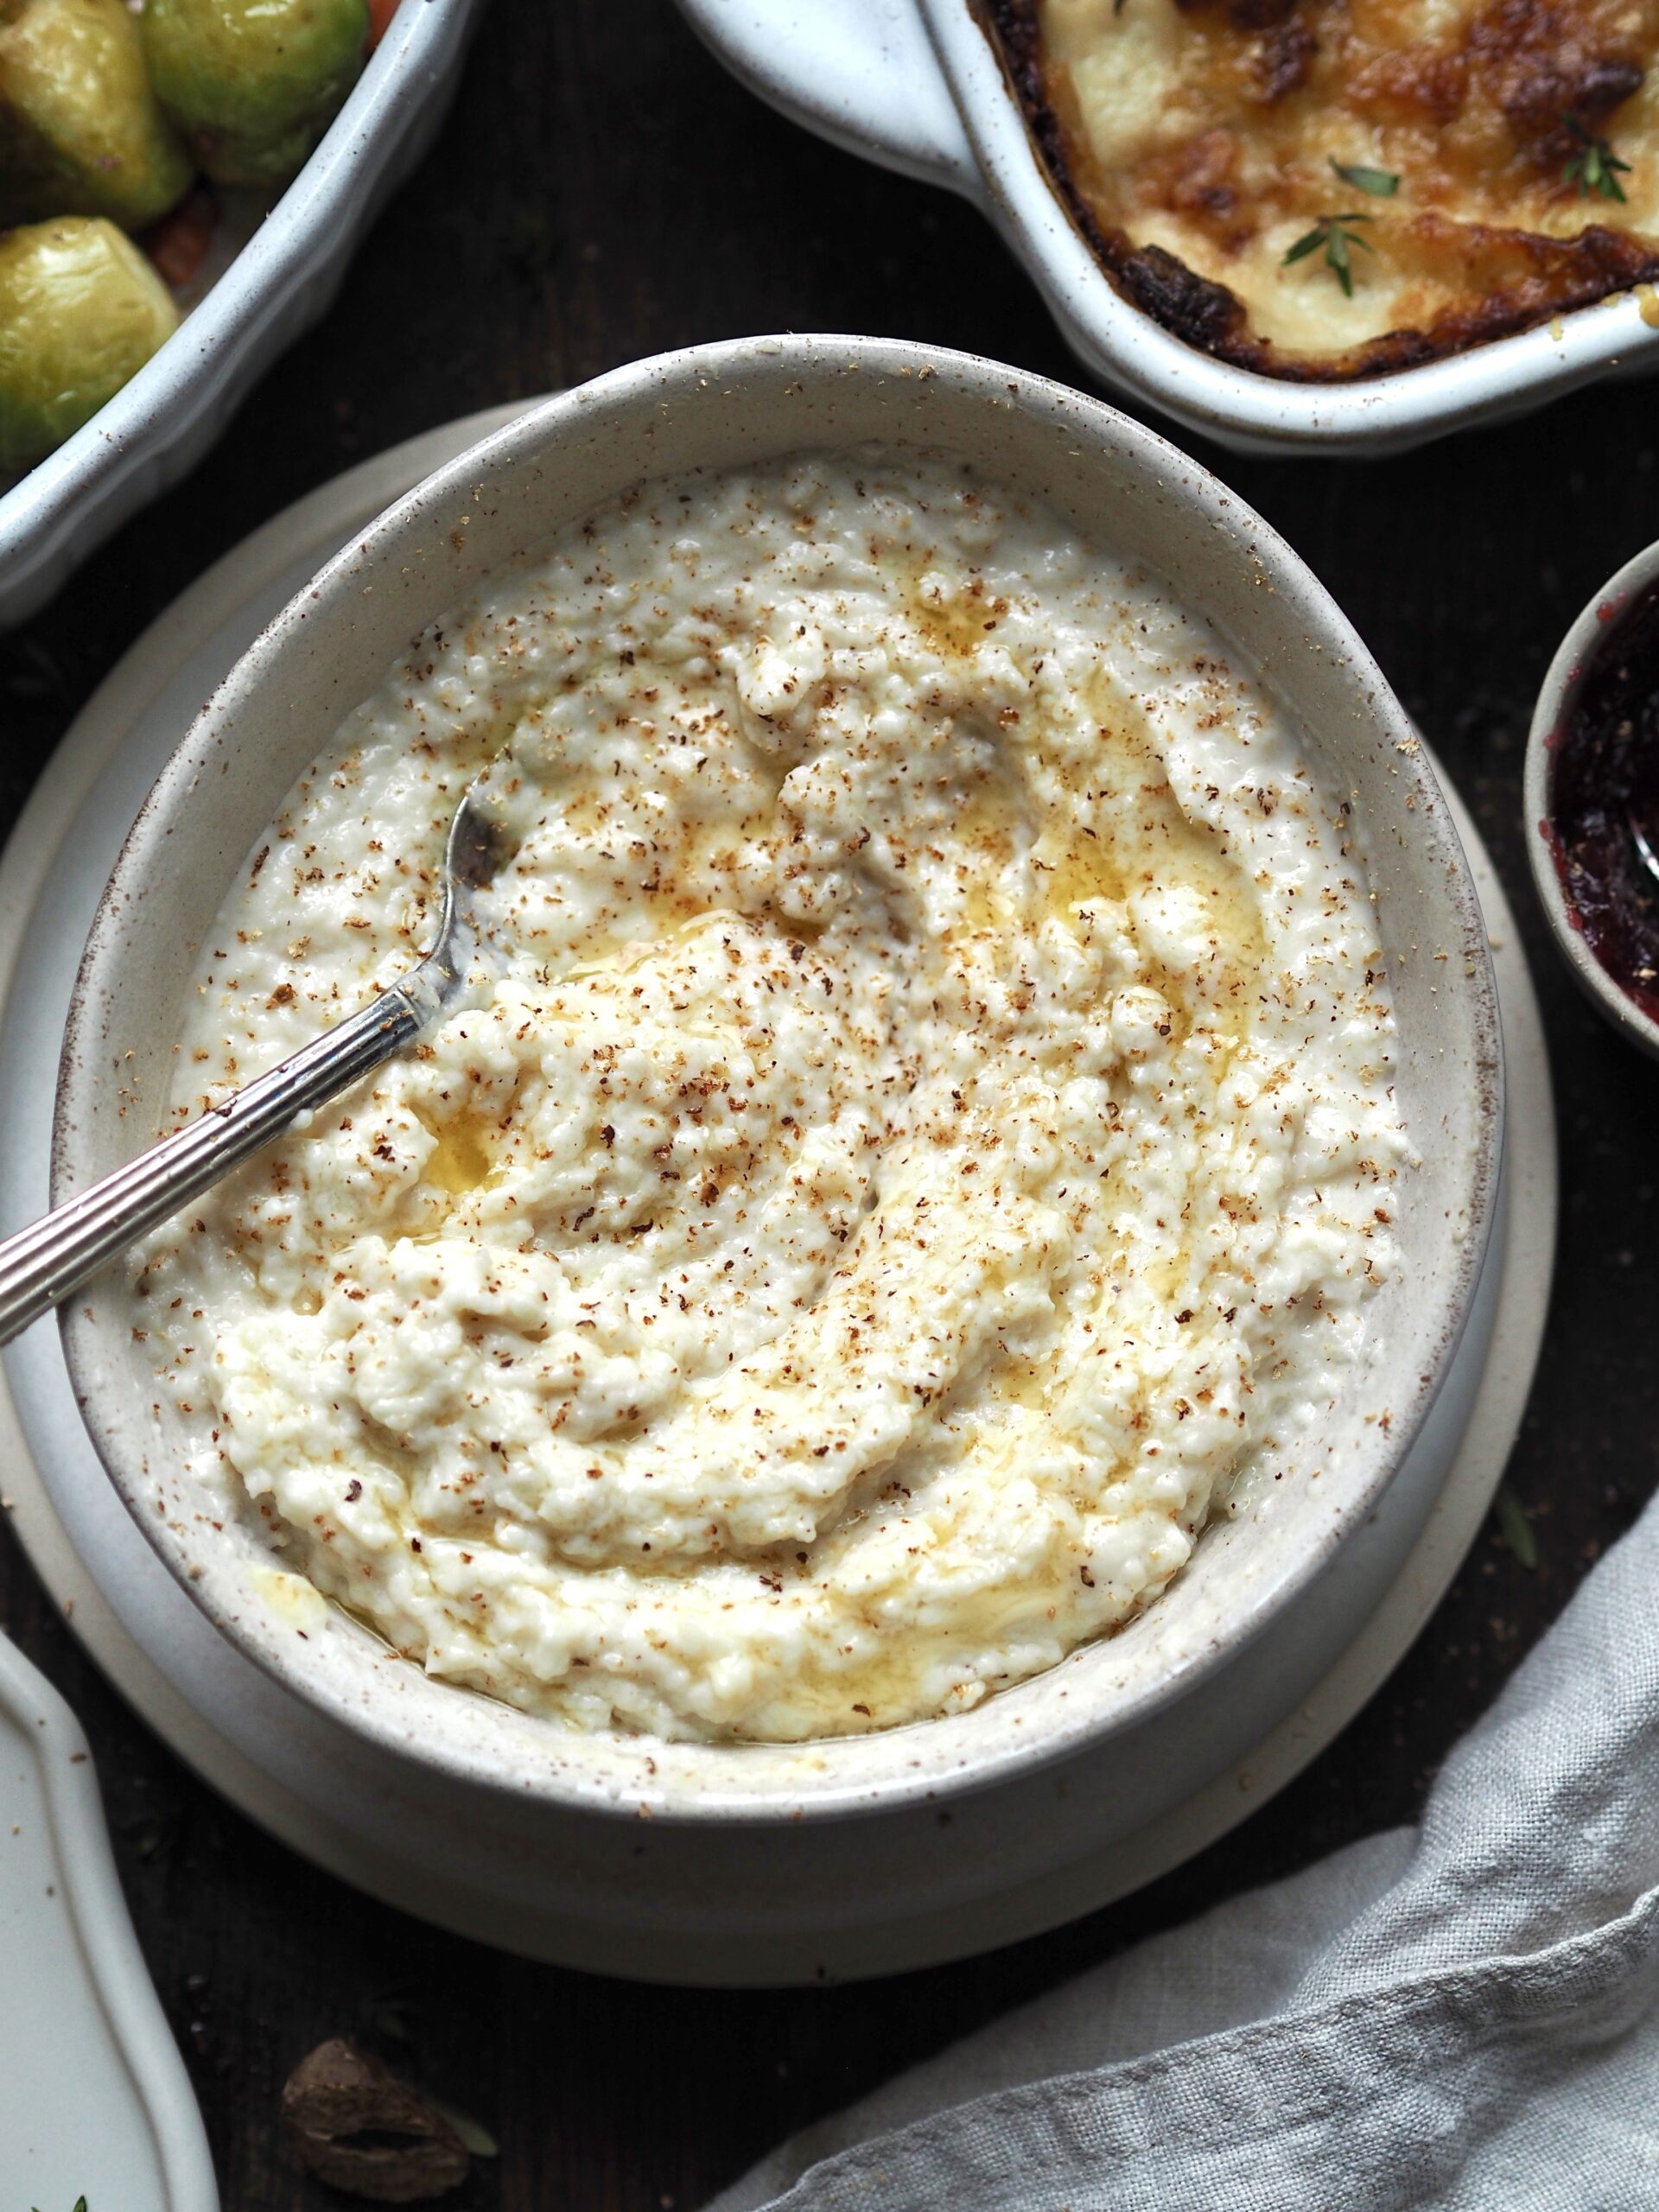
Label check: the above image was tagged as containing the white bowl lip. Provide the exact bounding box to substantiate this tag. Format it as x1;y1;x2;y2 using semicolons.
55;332;1503;1826
1525;540;1659;1062
0;0;483;625
677;0;1659;453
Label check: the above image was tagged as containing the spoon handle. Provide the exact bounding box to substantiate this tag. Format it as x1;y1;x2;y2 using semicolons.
0;974;435;1349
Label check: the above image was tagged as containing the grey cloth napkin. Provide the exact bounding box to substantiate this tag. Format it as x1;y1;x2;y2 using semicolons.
712;1494;1659;2211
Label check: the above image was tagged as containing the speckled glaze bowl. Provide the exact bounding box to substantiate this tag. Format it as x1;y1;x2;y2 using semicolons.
54;334;1502;1827
1527;543;1659;1061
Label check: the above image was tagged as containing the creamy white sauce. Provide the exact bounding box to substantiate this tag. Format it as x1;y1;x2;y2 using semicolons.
133;450;1407;1744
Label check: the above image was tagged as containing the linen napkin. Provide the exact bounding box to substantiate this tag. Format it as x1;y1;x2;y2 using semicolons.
712;1492;1659;2211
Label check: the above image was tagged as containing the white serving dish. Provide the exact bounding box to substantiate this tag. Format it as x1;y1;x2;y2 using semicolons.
677;0;1659;454
0;0;485;627
0;397;1551;1981
55;333;1500;1838
0;1629;216;2207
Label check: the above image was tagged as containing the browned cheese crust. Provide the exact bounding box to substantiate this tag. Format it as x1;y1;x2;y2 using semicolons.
982;0;1659;378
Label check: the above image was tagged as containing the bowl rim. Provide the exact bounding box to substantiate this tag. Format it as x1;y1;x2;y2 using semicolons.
677;0;1659;454
1525;541;1659;1061
55;332;1504;1823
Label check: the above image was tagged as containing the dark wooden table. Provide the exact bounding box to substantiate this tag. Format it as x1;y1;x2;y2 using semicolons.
2;3;1656;2205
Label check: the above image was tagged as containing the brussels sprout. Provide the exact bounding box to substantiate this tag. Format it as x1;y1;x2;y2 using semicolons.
143;0;370;189
0;0;195;231
0;215;178;470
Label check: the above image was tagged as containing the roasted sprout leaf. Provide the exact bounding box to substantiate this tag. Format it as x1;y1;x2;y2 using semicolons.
1494;1483;1539;1570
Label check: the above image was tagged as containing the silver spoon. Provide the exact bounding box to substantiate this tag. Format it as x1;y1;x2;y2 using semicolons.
0;771;510;1347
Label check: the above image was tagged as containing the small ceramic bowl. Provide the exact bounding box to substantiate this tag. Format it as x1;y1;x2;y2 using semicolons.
1527;545;1659;1061
54;334;1502;1825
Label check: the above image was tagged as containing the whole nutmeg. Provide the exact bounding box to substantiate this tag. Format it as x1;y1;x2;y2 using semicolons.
281;2037;471;2202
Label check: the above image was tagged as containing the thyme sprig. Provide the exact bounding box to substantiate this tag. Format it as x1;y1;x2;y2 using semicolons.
1562;112;1630;201
1282;209;1376;296
1330;157;1399;196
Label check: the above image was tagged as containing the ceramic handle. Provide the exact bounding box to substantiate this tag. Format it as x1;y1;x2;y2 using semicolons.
680;0;975;189
0;979;432;1348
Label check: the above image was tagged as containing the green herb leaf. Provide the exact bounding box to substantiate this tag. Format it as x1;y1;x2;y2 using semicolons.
429;2096;499;2158
1281;212;1375;295
1493;1483;1539;1570
1282;224;1328;264
1561;112;1630;201
1331;158;1399;195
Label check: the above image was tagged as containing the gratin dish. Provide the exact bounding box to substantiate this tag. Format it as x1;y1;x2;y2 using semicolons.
677;0;1659;455
0;0;485;628
54;333;1502;1828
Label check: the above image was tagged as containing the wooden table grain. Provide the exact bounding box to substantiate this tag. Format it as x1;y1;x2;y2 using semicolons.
2;3;1656;2205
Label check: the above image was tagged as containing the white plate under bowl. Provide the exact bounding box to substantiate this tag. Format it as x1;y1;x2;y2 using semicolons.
0;409;1555;1985
677;0;1659;455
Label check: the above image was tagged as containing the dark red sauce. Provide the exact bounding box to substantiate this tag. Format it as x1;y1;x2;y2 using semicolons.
1547;578;1659;1025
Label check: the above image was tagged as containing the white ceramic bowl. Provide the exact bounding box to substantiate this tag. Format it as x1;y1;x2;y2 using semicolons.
0;0;485;627
1525;541;1659;1060
677;0;1659;455
55;334;1501;1826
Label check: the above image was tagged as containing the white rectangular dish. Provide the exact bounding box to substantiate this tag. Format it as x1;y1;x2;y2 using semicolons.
0;0;486;626
0;1630;215;2209
677;0;1659;454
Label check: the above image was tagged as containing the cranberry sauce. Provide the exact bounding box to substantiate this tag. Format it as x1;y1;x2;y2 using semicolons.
1547;577;1659;1025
